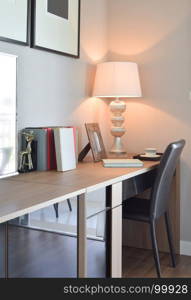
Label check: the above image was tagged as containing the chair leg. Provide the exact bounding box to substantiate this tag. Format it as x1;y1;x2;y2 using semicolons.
53;203;59;218
164;211;176;268
67;199;72;211
150;221;161;278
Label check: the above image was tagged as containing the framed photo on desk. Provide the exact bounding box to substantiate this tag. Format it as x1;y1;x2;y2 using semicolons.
85;123;107;162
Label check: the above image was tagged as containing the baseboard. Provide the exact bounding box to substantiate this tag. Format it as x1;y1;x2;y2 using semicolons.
180;240;191;256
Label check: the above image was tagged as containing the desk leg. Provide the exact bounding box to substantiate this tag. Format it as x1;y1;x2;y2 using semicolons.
77;193;87;278
111;182;122;278
0;222;8;278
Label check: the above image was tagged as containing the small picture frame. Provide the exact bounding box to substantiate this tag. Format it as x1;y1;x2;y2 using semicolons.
85;123;107;162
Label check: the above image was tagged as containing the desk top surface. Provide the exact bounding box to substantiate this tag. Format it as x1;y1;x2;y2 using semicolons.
0;160;159;224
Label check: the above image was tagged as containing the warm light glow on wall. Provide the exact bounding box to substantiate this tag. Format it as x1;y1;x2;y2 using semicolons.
109;1;190;56
80;0;108;63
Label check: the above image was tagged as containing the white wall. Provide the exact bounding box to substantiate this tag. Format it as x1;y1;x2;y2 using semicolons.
0;0;109;152
1;0;190;247
108;0;191;244
0;0;109;211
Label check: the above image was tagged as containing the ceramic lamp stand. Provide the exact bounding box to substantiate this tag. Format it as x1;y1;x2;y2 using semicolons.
110;98;126;154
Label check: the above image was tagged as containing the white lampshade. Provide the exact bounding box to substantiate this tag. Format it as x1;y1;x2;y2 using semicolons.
93;61;142;98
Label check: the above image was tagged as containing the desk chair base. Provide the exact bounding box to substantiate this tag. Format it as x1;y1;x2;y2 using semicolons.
53;199;72;218
150;213;176;278
123;199;176;278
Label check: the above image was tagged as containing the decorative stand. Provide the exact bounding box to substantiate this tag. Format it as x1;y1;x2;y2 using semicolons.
19;131;37;173
110;98;126;154
78;143;91;162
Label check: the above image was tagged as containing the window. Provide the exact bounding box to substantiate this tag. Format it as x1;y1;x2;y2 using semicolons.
0;52;17;178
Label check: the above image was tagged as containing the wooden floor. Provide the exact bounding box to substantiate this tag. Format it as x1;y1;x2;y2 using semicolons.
123;247;191;278
8;225;106;278
7;226;191;278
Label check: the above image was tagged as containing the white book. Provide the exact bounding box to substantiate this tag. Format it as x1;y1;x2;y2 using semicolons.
54;128;76;172
102;159;143;168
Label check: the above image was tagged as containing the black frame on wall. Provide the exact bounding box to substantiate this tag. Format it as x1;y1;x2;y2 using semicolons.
30;0;81;58
0;0;31;46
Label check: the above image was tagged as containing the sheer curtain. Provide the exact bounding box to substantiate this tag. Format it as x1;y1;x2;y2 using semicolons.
0;52;17;178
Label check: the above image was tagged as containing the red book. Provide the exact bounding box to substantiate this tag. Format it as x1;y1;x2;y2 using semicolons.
47;128;57;170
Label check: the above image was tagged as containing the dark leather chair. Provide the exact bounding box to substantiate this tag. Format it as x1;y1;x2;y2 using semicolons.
53;199;72;218
123;140;185;278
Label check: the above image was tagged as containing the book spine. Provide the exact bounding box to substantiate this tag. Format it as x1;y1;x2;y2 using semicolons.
54;129;62;172
54;128;76;172
47;128;52;170
47;128;57;170
51;129;57;170
65;126;78;162
24;126;77;172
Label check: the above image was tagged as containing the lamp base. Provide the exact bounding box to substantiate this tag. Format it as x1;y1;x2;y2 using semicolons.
110;137;126;154
109;98;127;154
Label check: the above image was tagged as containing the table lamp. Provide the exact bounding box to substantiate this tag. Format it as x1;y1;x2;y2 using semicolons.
92;62;142;154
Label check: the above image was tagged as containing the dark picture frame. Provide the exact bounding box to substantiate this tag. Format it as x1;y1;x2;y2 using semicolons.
0;0;30;46
85;123;107;162
31;0;81;58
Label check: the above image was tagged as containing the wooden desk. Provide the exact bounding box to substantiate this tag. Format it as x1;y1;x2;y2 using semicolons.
0;161;159;223
0;160;172;278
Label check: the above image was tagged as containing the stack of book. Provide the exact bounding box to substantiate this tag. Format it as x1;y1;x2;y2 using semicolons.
23;127;78;172
102;159;143;168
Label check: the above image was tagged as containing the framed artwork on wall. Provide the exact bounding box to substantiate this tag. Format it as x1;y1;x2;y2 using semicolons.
31;0;81;58
0;0;30;45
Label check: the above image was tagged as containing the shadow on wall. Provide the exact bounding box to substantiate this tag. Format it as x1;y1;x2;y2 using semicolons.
72;44;110;152
107;2;191;242
122;101;187;150
109;0;191;57
108;15;191;127
107;14;191;162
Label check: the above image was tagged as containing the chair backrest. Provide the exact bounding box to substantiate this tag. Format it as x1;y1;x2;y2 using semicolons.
150;140;185;220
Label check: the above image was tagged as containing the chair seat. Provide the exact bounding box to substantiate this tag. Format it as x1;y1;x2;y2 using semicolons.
122;197;151;222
